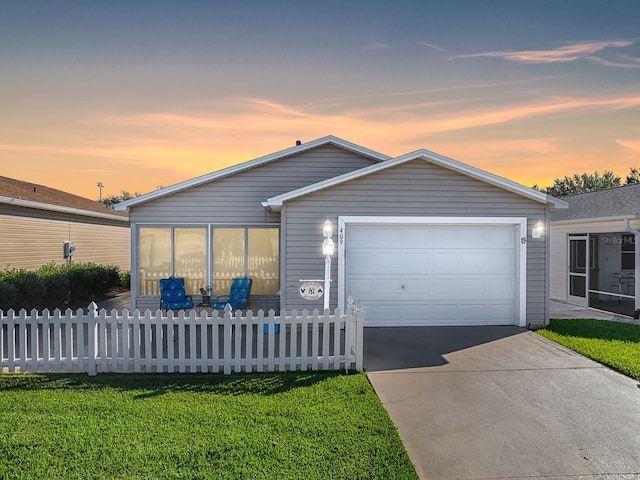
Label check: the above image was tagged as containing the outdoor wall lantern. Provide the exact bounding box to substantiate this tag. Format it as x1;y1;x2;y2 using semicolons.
532;219;544;239
322;219;334;311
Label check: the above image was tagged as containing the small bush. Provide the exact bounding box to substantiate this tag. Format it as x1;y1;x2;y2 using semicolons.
0;269;45;311
119;270;131;289
37;263;70;310
0;263;122;312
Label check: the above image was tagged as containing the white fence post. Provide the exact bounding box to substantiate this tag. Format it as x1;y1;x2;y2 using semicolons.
87;303;97;376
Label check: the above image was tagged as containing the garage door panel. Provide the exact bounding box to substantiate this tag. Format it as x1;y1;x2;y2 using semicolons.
346;277;374;296
433;226;463;247
404;226;431;245
489;226;516;246
403;252;431;270
431;278;459;297
376;253;404;270
346;223;519;326
486;277;516;298
432;252;459;272
376;228;402;246
347;252;374;272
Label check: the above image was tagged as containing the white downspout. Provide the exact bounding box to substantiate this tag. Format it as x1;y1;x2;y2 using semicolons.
623;218;640;318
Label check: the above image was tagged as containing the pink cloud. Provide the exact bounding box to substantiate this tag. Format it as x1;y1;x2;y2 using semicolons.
616;139;640;152
453;39;635;64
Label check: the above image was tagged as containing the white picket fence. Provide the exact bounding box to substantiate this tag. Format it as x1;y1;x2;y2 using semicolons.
1;305;364;375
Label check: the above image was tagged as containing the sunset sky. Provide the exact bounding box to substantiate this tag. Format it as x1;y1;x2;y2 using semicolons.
1;0;639;200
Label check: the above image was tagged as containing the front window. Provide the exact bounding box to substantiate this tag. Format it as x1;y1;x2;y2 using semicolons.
139;227;171;295
213;228;246;295
248;228;279;295
138;226;279;296
174;228;207;295
212;227;279;295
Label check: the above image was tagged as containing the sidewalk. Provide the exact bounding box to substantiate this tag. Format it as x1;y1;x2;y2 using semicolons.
550;300;639;324
96;292;132;311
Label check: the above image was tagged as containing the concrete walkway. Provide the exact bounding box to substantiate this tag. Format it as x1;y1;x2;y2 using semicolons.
365;326;640;479
550;300;640;324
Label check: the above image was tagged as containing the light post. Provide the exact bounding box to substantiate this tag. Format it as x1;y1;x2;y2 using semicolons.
322;219;334;311
96;182;104;202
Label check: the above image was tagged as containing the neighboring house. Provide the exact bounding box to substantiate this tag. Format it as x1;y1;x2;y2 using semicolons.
114;135;566;328
550;184;640;318
0;176;130;271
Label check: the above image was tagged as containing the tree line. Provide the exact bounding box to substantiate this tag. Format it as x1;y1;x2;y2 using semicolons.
533;167;640;197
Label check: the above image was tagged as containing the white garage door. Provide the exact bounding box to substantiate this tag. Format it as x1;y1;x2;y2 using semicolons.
345;223;519;326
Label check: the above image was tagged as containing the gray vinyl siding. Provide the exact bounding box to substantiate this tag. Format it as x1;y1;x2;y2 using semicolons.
282;160;549;327
129;145;380;224
129;144;380;307
550;230;567;301
0;205;130;271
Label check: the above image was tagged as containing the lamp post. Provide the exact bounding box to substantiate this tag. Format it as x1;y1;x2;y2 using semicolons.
96;182;104;202
322;219;334;311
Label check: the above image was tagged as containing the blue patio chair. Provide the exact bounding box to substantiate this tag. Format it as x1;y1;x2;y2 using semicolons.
213;277;252;310
159;276;194;311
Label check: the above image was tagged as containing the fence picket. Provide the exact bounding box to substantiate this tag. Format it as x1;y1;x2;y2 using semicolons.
64;309;72;372
188;311;197;373
256;310;265;372
290;311;298;372
212;311;220;373
121;311;129;374
1;305;362;376
233;311;242;373
223;310;232;375
166;310;175;372
300;310;309;372
18;310;27;372
7;310;16;372
42;309;51;374
311;310;320;371
266;312;275;372
245;310;253;373
333;308;341;371
145;310;155;373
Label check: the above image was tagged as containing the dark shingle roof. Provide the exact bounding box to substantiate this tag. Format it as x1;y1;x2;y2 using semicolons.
551;183;640;222
0;175;127;218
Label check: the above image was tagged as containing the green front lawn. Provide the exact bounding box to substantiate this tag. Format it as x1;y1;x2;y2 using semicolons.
0;372;418;480
537;318;640;381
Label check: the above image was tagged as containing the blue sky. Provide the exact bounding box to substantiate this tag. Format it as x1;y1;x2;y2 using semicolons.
1;0;639;198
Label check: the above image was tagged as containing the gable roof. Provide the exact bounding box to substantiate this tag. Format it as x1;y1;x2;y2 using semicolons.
263;148;568;211
551;183;640;223
113;136;390;211
0;175;128;222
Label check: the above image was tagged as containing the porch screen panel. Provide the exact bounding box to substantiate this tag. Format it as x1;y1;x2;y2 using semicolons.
213;229;245;294
248;228;279;295
139;228;171;295
174;228;207;295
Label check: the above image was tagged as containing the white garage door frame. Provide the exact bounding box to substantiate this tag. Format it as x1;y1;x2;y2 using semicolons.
337;216;528;327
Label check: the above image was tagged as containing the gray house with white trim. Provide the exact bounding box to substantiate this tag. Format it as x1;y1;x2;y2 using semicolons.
114;136;566;328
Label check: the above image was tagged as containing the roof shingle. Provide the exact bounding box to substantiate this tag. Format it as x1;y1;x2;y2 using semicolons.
551;183;640;222
0;175;127;218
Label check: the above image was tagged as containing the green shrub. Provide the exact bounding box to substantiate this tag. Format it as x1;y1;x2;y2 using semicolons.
0;263;122;312
64;263;120;303
0;269;45;312
36;263;71;310
119;270;131;289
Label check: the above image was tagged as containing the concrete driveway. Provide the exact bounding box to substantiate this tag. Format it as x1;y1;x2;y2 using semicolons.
365;326;640;479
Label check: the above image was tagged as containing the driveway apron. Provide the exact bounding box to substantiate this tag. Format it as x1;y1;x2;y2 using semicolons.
365;326;640;479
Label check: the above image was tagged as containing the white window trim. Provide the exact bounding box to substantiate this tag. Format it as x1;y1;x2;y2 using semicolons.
337;216;528;327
